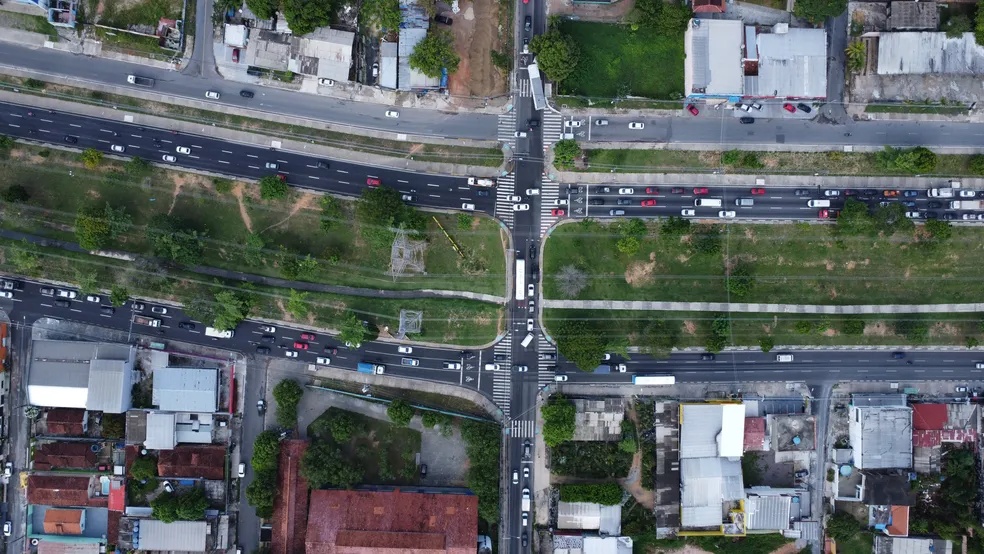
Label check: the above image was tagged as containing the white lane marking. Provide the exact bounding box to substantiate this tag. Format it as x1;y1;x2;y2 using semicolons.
427;183;439;187
6;124;19;128
336;169;348;174
279;171;290;175
247;154;258;158
161;139;173;143
70;124;82;128
39;129;50;133
40;119;52;123
70;308;82;313
277;159;289;163
10;114;21;118
131;134;142;138
192;144;203;149
98;139;109;143
248;165;259;169
222;150;233;154
219;160;230;164
306;164;317;168
338;181;349;185
398;179;409;183
308;175;320;180
189;155;199;159
128;145;140;149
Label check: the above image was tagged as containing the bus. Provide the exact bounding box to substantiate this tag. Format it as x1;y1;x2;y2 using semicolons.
515;258;526;301
632;375;675;385
205;327;234;339
528;63;546;112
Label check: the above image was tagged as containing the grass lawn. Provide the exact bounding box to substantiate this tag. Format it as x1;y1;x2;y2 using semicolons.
542;308;984;348
543;220;984;305
558;21;684;99
832;531;874;554
98;0;181;27
307;407;422;485
95;27;175;58
0;146;506;296
581;148;976;176
557;96;682;110
308;378;493;418
866;104;966;115
0;12;59;40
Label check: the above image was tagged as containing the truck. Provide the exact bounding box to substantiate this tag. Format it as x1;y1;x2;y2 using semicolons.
356;362;385;375
204;327;234;338
521;488;531;512
467;177;496;187
127;75;155;87
949;200;984;210
929;181;961;198
133;315;161;327
632;375;676;385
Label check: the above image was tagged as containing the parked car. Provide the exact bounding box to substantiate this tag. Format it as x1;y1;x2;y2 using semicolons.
85;295;100;303
751;188;766;195
163;481;174;493
150;306;167;314
256;346;270;354
318;78;335;86
687;104;699;116
238;462;246;478
796;102;812;113
628;122;645;130
595;119;609;126
618;188;634;194
300;332;316;341
178;322;195;330
232;49;240;63
99;305;116;314
162;155;176;162
384;110;400;118
693;187;709;195
782;103;796;113
285;350;298;358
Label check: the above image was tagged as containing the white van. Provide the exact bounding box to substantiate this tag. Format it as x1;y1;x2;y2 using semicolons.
776;354;794;362
807;199;831;208
694;198;723;208
735;198;754;206
521;333;535;348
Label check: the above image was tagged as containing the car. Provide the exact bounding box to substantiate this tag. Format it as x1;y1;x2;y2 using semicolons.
796;103;812;113
260;336;274;345
163;481;174;493
523;467;530;478
54;299;71;308
461;203;476;211
4;521;11;537
693;187;709;195
384;110;400;118
700;353;715;361
111;144;125;153
551;209;565;216
943;212;957;220
256;346;271;354
554;199;568;206
279;174;290;183
524;15;531;31
527;318;534;331
928;201;943;209
736;103;751;112
231;48;240;63
240;90;254;98
513;204;530;211
595;119;609;126
750;188;765;195
514;130;527;138
260;325;276;333
782;103;796;113
507;195;522;202
554;375;568;382
617;188;634;195
959;189;977;198
628;122;645;130
300;332;316;341
56;289;77;299
566;119;583;128
903;190;920;197
598;187;612;193
527;284;536;298
484;363;499;371
956;386;969;393
493;354;508;362
264;161;279;169
602;353;611;361
515;365;528;372
401;194;415;202
318;78;335;86
512;470;519;484
0;291;13;300
687;104;699;116
442;361;462;370
824;190;841;197
397;346;413;354
645;187;658;194
883;190;900;197
401;357;420;366
162;155;177;162
681;209;696;216
794;189;812;196
892;352;905;359
616;198;633;206
205;91;220;99
525;188;540;196
293;341;309;350
64;135;78;144
85;295;100;303
844;189;857;196
751;102;763;110
925;211;939;219
818;209;829;219
539;352;557;361
131;301;145;310
670;187;685;194
905;211;922;219
3;462;11;479
174;146;191;155
739;117;755;124
178;322;195;330
372;62;379;77
151;306;167;314
903;200;917;208
719;210;736;219
963;213;976;220
40;287;54;297
522;534;528;547
285;350;298;358
527;118;539;129
641;199;657;207
367;178;381;186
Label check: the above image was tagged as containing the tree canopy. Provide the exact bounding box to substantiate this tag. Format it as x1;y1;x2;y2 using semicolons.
634;0;691;33
245;0;277;19
529;29;580;83
259;175;289;200
300;441;363;489
75;203;131;250
211;289;254;331
558;483;624;505
386;399;414;427
151;488;208;523
876;146;938;173
793;0;847;24
338;311;371;347
273;379;304;429
245;468;277;518
554;318;607;371
553;139;581;168
145;214;206;266
409;29;460;78
282;0;333;36
251;430;282;472
129;455;158;481
360;0;401;30
836;198;874;235
542;396;576;447
460;421;500;523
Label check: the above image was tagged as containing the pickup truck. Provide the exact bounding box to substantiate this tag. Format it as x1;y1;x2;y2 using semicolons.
949;200;984;210
467;177;495;187
127;75;155;87
133;315;161;327
356;362;385;375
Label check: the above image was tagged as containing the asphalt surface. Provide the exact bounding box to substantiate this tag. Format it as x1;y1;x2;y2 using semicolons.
0;101;496;214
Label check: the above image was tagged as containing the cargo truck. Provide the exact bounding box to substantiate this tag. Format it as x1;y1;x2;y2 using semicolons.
356;362;385;374
467;177;496;187
929;181;961;198
949;200;984;210
521;488;531;511
133;315;161;327
126;75;156;87
204;327;234;338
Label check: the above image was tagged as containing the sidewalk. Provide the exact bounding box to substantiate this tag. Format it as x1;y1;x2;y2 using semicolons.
543;298;984;314
550;170;984;188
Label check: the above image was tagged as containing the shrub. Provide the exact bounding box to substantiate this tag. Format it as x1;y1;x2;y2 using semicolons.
558;483;624;505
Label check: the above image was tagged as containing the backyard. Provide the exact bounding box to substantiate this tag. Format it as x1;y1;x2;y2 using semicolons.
557;20;684;99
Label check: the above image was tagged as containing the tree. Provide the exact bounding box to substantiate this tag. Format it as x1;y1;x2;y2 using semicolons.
634;0;690;33
409;29;459;78
705;314;730;353
2;184;29;203
74;267;99;295
79;148;103;168
971;154;984;175
282;0;333;36
259;175;289;200
977;1;984;46
529;29;580;83
877;146;938;173
245;0;277;19
102;413;125;438
329;412;355;442
183;292;216;326
837;198;874;235
125;156;151;177
541;396;576;447
174;487;208;520
924;218;952;241
212;289;254;331
319;196;341;232
109;284;130;307
557;265;588;298
146;214;206;266
843;318;866;335
793;0;847;24
794;320;814;334
618;438;638;453
660;216;691;239
273;379;304;429
828;512;865;542
555;319;607;371
559;483;624;505
641;319;678;358
691;225;722;255
151;493;179;523
287;289;310;319
944;13;972;37
873;202;914;235
130;455;158;481
553;139;581;168
252;431;281;472
338;311;369;347
245;469;277;517
759;336;775;353
359;0;401;30
845;41;866;72
0;135;13;149
460;420;500;523
75;204;111;250
301;442;363;489
725;262;754;298
387;400;415;427
616;236;641;255
8;240;41;274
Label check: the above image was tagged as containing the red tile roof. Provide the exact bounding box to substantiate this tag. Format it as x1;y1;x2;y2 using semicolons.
692;0;725;13
912;430;940;448
46;409;86;436
108;479;126;512
912;404;947;430
27;476;106;507
305;489;479;554
887;505;909;537
43;509;84;535
941;428;977;443
33;442;97;470
106;511;122;545
744;417;766;451
272;440;310;554
157;446;226;480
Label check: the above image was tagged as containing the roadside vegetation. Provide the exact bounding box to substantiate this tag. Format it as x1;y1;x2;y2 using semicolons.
245;430;281;518
543;395;634;478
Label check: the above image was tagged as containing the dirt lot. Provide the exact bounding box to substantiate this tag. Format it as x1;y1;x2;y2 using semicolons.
547;0;636;22
445;0;508;98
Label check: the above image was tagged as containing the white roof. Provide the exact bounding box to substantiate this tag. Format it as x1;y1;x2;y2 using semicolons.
136;520;207;551
877;32;984;75
380;41;398;89
681;457;744;528
849;406;913;469
745;494;792;530
556;502;622;535
755;28;827;98
685;19;743;96
145;412;177;450
294;27;354;81
87;359;130;413
152;367;218;413
224;24;248;47
680;404;746;458
28;340;132;413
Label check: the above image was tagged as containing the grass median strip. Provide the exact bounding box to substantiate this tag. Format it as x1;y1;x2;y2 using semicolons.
0;76;503;167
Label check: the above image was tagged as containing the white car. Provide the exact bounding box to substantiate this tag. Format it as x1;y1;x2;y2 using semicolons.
514;131;527;138
515;365;528;372
205;91;221;99
0;292;11;300
905;211;923;219
527;284;535;297
525;189;540;196
176;146;192;155
3;462;11;478
461;203;476;211
111;144;125;153
318;78;335;86
523;467;530;478
442;361;462;370
963;213;976;220
528;303;535;314
484;363;499;371
150;306;167;314
162;155;176;162
260;325;276;333
385;110;400;118
554;375;568;382
401;357;420;366
824;190;841;197
285;351;298;358
513;204;530;211
522;513;529;527
628;122;645;130
602;353;611;360
265;162;278;169
56;289;77;299
397;346;413;354
615;364;627;372
527;318;534;331
554;199;568;206
959;189;977;198
3;521;11;537
85;295;100;303
238;462;246;478
566;120;583;128
719;210;737;218
618;188;634;195
316;357;331;365
595;119;609;126
512;470;519;484
508;195;522;202
681;209;696;216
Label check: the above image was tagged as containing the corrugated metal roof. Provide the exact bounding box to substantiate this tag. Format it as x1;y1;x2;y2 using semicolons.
29;341;132;412
137;520;208;551
745;494;791;530
86;360;129;413
294;28;354;81
681;457;743;528
756;28;827;98
380;42;398;89
144;412;176;450
681;404;745;458
685;19;743;96
152;367;218;413
877;32;984;74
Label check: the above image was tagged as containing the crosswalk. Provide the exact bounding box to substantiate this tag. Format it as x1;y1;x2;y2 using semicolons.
542;112;563;152
537;336;557;388
492;334;512;417
497;112;517;149
510;419;536;438
539;179;563;235
494;174;517;227
518;79;530;98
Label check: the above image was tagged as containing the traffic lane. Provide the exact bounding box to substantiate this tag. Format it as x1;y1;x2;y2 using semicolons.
0;43;498;140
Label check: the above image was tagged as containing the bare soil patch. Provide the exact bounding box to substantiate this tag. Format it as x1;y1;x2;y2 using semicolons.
446;0;507;98
230;182;253;233
863;321;892;336
682;320;697;335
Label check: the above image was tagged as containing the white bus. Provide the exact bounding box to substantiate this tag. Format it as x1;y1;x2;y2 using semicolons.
632;375;675;385
521;333;535;348
205;327;234;339
515;258;526;301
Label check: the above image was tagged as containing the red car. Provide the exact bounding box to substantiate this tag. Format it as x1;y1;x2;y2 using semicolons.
670;187;685;194
818;209;829;219
783;103;796;113
293;341;309;350
551;209;565;216
750;188;766;195
641;199;657;207
276;174;286;182
693;187;709;195
645;187;658;194
687;104;699;116
300;332;316;341
232;48;240;63
366;177;380;186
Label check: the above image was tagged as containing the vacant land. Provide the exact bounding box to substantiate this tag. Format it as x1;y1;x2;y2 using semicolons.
550;441;633;479
866;104;966;116
446;0;509;98
558;21;684;99
308;407;422;485
97;0;181;28
0;11;59;40
581;148;976;176
543;220;984;305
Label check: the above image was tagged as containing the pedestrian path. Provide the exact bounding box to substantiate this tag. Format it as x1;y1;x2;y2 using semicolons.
518;79;530;98
541;112;563;152
492;334;512;417
541;298;984;314
538;179;563;236
497;113;517;149
494;173;517;227
510;419;535;438
537;335;557;388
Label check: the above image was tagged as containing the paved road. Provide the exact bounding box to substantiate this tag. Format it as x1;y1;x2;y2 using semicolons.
0;102;496;214
0;43;497;140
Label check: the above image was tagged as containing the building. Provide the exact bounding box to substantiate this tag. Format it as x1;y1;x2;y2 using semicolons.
744;487;810;531
28;341;134;413
679;403;746;532
887;2;939;31
874;536;952;554
152;367;218;413
878;33;984;75
157;445;226;479
33;442;97;470
304;489;478;554
271;440;309;554
553;535;634;554
291;28;355;82
685;19;744;99
557;502;621;535
45;408;87;436
573;399;625;441
744;417;768;452
9;0;76;27
27;476;108;508
42;509;85;535
691;0;725;13
379;42;398;89
849;399;913;470
134;520;208;551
